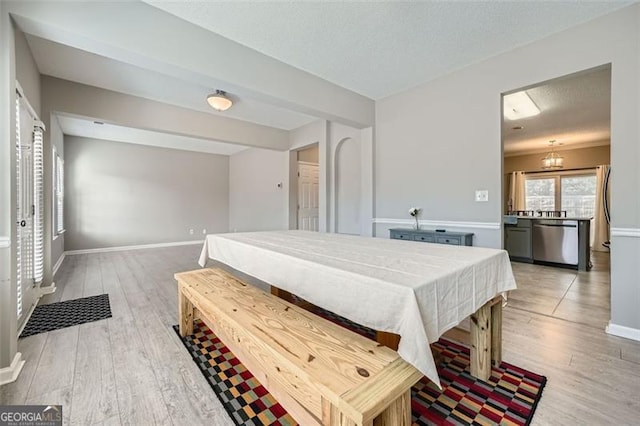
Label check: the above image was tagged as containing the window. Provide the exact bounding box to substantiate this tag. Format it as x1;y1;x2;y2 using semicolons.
561;175;597;219
525;172;597;217
525;177;556;212
54;148;64;235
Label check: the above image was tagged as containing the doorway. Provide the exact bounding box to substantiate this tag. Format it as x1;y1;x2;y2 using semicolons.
297;162;319;231
501;64;612;329
15;86;45;330
294;144;320;231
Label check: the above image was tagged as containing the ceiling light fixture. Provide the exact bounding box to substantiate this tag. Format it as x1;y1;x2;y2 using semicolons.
503;91;540;121
206;90;233;111
541;140;564;169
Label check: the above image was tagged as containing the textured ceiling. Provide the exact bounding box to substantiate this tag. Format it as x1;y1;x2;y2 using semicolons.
24;1;622;147
146;0;631;99
503;66;611;155
57;115;247;156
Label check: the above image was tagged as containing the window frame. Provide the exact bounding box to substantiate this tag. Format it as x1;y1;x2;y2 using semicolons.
53;146;65;236
525;175;557;212
524;169;597;215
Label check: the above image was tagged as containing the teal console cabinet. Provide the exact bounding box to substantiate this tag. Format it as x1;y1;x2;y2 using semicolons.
389;228;473;246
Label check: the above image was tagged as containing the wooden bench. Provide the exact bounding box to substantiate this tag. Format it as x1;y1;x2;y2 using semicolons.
176;268;423;426
272;285;503;382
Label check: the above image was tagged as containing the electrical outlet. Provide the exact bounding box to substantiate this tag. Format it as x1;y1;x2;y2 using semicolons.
475;190;489;202
189;229;194;235
202;229;207;234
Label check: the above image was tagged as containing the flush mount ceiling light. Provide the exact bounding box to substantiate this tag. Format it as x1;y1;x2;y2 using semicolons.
206;90;233;111
503;90;540;121
541;140;564;169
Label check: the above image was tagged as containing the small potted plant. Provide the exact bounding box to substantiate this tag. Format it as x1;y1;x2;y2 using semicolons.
409;207;421;230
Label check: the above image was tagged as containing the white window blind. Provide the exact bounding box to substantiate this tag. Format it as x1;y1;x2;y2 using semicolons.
33;126;44;283
15;96;22;318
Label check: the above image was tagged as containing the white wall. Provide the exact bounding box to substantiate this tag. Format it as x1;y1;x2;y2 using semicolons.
64;136;229;250
0;1;19;373
331;123;362;235
15;28;40;115
289;120;329;231
229;148;288;232
297;144;319;163
0;17;44;373
286;120;373;235
375;5;640;333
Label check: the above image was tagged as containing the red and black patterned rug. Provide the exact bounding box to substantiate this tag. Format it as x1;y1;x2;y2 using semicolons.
174;313;546;426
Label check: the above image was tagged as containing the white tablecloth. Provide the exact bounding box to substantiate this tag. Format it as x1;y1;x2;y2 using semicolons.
198;230;517;388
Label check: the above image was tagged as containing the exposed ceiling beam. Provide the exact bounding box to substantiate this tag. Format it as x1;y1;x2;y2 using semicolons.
42;76;289;151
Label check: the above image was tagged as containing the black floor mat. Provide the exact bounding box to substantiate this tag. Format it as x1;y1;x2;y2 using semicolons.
20;294;112;338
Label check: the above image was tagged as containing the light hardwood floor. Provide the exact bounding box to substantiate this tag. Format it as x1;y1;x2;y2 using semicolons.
1;246;639;425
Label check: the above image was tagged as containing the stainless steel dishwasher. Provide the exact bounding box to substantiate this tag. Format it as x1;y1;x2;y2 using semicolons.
532;219;579;266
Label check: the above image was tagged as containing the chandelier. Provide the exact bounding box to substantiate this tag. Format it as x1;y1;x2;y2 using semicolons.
541;140;564;169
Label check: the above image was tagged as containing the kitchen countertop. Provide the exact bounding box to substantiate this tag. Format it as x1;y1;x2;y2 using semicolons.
504;215;592;224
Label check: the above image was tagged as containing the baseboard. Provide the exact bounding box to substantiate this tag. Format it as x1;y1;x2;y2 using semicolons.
52;253;66;276
372;218;501;230
606;322;640;341
0;352;25;385
15;284;56;337
40;283;57;296
65;240;204;255
16;301;38;337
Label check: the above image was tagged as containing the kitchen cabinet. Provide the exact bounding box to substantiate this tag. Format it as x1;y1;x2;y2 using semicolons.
504;216;591;271
505;220;532;261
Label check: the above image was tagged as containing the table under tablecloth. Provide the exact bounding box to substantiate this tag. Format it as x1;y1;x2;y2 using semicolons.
198;230;517;388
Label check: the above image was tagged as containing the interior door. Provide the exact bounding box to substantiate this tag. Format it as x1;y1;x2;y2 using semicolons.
297;162;319;231
17;97;36;328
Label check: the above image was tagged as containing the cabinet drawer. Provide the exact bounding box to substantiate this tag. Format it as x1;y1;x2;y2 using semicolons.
436;236;461;245
414;234;435;243
391;231;413;240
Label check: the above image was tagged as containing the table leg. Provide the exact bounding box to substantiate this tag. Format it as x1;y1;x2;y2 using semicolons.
491;301;502;366
373;389;411;426
270;285;294;303
178;285;194;337
376;331;400;351
470;301;491;381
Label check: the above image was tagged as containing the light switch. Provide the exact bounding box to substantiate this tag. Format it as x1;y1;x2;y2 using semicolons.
475;190;489;202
